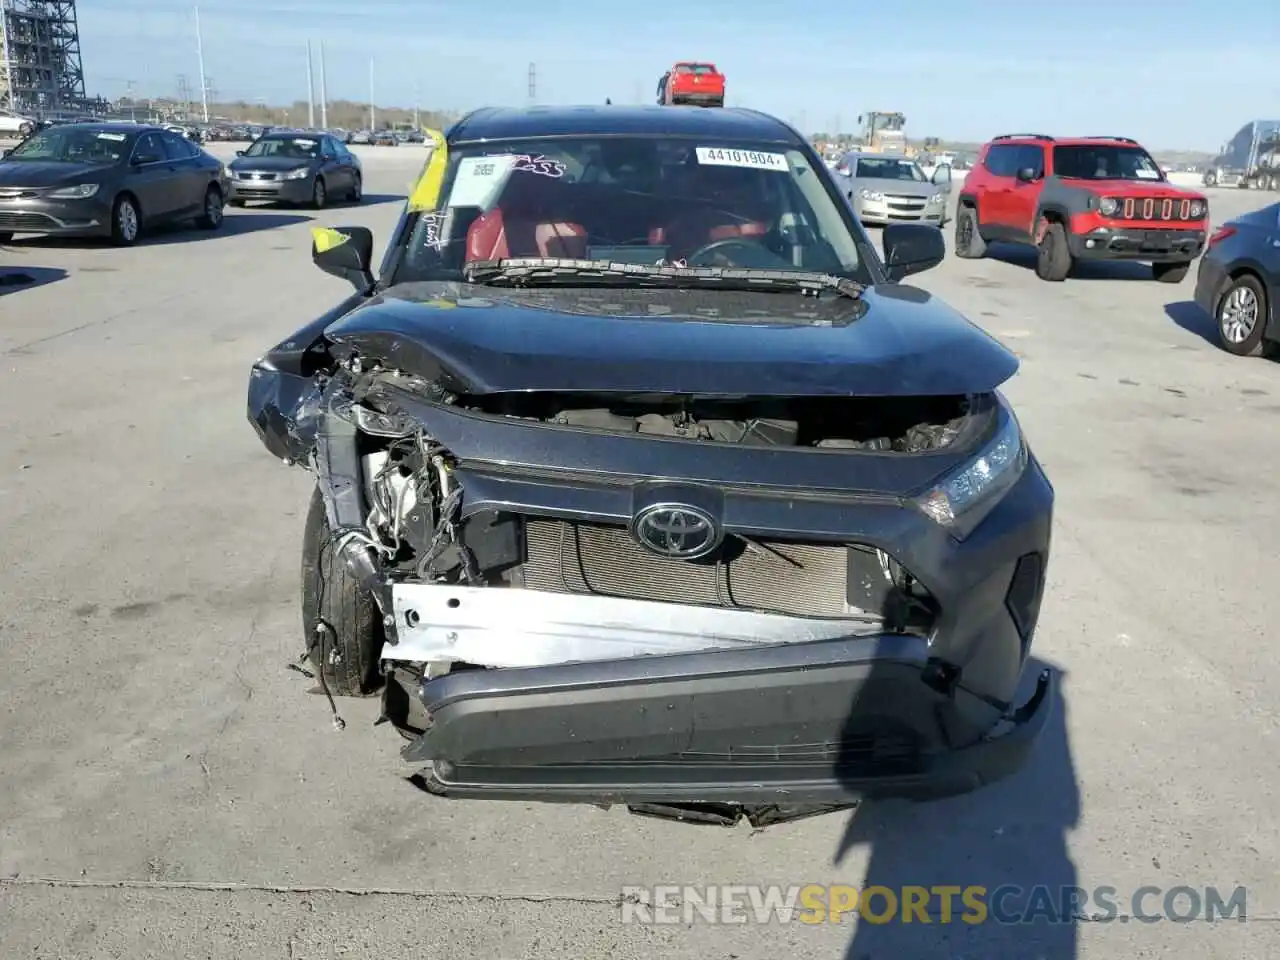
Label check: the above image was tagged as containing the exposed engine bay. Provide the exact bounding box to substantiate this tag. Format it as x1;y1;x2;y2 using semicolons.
457;390;973;451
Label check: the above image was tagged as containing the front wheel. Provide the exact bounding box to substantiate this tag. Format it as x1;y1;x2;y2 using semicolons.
953;204;986;259
348;173;362;203
300;486;384;697
1216;274;1271;358
1152;260;1190;284
1034;221;1072;281
311;176;327;209
110;194;141;246
1204;173;1217;187
196;184;224;230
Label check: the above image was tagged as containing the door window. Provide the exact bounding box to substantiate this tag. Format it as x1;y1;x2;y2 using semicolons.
132;132;165;164
983;144;1020;177
160;131;195;161
1016;144;1045;177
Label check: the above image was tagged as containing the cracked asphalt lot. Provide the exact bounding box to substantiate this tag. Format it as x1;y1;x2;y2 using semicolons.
1;145;1278;959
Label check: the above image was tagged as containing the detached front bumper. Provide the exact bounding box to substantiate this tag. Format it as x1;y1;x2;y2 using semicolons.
1068;226;1206;263
399;628;1053;805
0;196;113;237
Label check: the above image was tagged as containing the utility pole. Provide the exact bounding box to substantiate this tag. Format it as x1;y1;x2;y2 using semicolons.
413;79;420;128
318;42;328;128
305;40;315;128
368;58;375;130
527;63;536;104
194;5;210;123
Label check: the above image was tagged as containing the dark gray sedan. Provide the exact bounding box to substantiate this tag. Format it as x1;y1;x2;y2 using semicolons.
227;131;362;209
1193;201;1280;358
0;122;229;245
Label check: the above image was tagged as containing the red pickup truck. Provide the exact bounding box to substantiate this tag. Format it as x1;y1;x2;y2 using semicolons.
656;63;725;107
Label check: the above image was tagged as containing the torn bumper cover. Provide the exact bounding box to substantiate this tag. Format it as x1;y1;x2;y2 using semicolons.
402;626;1053;805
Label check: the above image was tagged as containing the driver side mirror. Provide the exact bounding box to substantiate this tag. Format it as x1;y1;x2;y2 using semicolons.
1016;166;1038;182
235;149;245;157
311;225;375;292
882;222;945;281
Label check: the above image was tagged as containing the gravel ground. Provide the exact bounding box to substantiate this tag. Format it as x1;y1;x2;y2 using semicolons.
1;141;1277;959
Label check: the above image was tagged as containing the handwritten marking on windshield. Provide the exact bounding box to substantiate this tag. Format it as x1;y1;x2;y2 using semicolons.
509;154;566;178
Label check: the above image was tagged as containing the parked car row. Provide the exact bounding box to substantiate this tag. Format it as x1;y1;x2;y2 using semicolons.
0;123;363;246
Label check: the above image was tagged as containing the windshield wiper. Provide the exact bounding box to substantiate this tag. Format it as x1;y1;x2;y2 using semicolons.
462;257;866;301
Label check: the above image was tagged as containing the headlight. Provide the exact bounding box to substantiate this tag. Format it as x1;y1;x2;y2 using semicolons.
283;166;312;180
915;404;1028;539
858;188;884;201
1189;200;1206;218
47;183;99;199
1099;197;1120;216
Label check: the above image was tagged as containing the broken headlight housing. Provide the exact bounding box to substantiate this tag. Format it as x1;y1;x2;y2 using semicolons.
915;402;1028;539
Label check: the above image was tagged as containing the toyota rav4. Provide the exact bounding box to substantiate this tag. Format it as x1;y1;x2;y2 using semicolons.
955;133;1209;283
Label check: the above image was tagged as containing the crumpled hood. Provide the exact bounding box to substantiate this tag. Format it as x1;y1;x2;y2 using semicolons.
321;283;1019;397
0;161;114;188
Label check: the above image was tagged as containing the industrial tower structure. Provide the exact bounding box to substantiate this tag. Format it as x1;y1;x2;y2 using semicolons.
0;0;88;115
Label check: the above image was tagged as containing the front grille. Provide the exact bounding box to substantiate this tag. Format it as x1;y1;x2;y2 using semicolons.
237;172;278;181
520;519;852;618
0;211;57;231
1117;196;1197;221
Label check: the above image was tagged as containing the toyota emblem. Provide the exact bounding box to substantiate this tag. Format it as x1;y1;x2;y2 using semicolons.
631;503;721;560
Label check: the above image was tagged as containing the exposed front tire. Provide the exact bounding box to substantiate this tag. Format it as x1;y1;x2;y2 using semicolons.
196;184;224;230
953;204;986;259
348;173;362;203
110;194;141;246
300;486;384;697
1034;220;1072;281
1152;260;1190;284
312;176;327;209
1216;273;1271;358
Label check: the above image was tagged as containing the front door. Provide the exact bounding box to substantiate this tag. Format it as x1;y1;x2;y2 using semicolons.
127;131;181;220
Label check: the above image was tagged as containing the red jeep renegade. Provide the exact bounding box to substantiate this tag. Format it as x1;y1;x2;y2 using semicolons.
955;133;1209;282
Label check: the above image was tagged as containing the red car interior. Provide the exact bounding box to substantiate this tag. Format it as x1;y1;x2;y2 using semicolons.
464;174;588;261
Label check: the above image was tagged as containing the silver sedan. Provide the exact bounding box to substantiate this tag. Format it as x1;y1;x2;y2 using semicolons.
835;151;951;227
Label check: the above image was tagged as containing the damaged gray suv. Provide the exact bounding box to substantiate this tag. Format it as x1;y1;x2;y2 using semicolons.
247;105;1054;824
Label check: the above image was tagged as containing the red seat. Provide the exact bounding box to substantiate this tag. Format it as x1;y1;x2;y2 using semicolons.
464;171;587;261
466;209;588;260
652;212;768;260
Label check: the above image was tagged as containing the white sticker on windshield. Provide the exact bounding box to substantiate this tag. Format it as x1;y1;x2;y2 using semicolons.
96;133;127;141
448;154;517;209
695;147;789;172
1133;168;1160;179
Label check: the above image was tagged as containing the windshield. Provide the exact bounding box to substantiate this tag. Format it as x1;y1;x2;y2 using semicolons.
243;136;321;159
1053;145;1164;181
5;127;128;164
394;135;869;285
853;157;926;182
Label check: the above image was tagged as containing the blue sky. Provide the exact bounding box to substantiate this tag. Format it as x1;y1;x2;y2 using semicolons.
77;0;1276;150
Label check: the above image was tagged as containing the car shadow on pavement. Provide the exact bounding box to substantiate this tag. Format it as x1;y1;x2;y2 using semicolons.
987;243;1154;281
1163;300;1219;348
0;265;68;297
6;213;315;249
243;193;404;211
836;658;1079;959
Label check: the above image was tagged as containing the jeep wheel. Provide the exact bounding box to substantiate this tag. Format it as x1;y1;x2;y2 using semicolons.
1216;273;1271;358
300;485;384;697
1204;172;1218;187
1034;220;1072;282
954;204;986;259
1152;261;1190;284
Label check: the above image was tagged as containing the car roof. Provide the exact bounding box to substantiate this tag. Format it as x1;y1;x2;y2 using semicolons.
987;134;1147;148
49;122;155;134
449;105;801;145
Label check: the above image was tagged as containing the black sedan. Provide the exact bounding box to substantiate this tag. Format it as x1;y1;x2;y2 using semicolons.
0;122;228;245
227;131;362;209
1194;201;1280;357
246;104;1054;822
